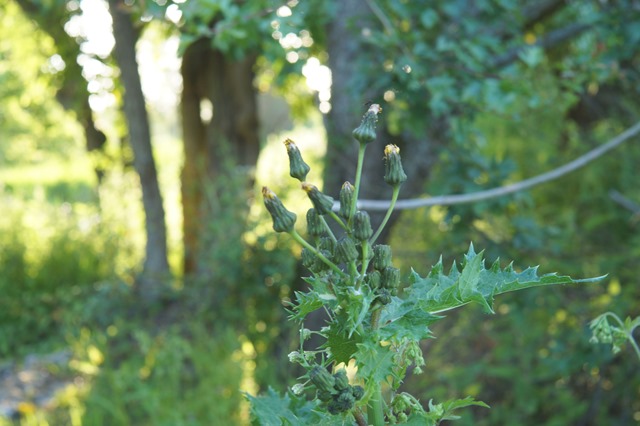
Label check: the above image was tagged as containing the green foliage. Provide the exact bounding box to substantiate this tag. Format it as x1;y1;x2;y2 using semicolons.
246;388;324;425
406;246;602;315
74;323;244;426
590;312;640;360
0;1;84;165
0;196;130;358
250;106;601;424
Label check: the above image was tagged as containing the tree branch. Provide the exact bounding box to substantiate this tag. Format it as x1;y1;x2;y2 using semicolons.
350;121;640;211
491;21;593;68
609;190;640;215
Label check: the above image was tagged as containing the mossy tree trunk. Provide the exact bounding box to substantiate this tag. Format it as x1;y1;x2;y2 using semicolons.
181;39;260;279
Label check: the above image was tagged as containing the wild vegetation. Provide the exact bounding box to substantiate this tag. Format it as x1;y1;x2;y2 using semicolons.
1;0;639;425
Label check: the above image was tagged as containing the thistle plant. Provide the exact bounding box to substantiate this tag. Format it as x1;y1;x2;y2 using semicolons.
249;104;603;425
590;312;640;361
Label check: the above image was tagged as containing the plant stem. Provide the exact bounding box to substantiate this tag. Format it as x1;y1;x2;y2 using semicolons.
368;384;384;426
327;210;350;232
370;185;400;245
290;230;345;277
353;408;367;426
603;312;640;361
349;261;359;280
371;307;381;330
357;240;370;290
349;143;367;226
367;301;384;425
319;216;337;243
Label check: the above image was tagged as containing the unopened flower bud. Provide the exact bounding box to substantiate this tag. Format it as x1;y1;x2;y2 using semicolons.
366;270;381;289
301;248;315;269
353;211;373;241
336;237;358;263
333;369;349;391
381;266;400;294
372;244;393;271
376;288;392;305
352;103;382;144
284;138;310;181
306;208;325;237
302;182;334;215
383;144;407;186
352;385;364;400
288;351;304;364
339;181;355;220
317;389;334;402
291;383;305;395
262;187;296;233
301;328;311;340
309;366;336;394
314;250;332;272
319;237;336;256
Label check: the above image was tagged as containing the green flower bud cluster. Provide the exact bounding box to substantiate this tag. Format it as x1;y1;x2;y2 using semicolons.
369;245;398;304
310;367;364;415
302;247;332;274
262;106;412;419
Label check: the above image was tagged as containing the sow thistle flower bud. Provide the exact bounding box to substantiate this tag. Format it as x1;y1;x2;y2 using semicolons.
284;138;310;181
351;385;364;401
339;181;355;220
372;244;393;271
318;237;336;256
366;270;381;289
328;390;356;414
309;366;336;394
302;182;334;215
383;144;407;186
353;211;373;241
352;103;382;144
336;237;358;263
381;266;400;294
306;208;325;237
333;369;349;391
291;383;305;396
376;288;392;305
262;187;296;233
314;250;333;272
301;248;315;270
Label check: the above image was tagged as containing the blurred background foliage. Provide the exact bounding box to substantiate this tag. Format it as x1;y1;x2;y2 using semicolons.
0;0;639;425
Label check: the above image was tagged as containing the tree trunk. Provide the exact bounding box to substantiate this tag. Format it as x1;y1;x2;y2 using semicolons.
108;0;170;299
180;39;259;278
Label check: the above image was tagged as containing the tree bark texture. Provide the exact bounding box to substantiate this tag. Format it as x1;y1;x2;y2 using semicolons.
180;39;259;277
108;0;170;296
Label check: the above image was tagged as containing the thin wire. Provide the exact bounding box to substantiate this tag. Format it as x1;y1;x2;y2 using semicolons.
346;121;640;211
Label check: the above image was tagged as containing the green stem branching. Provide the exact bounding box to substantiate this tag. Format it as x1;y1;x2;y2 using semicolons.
370;185;401;245
290;230;345;277
349;143;368;226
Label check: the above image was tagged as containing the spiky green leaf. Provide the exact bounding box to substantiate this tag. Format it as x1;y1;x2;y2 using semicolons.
407;244;604;314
